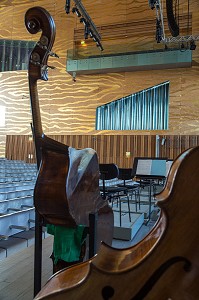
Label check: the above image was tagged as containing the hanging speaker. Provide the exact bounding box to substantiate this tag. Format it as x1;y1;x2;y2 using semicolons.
166;0;179;37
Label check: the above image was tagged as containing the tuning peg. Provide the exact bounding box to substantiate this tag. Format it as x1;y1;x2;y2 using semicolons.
30;60;41;66
36;42;59;58
36;41;47;50
47;65;56;69
41;65;56;73
48;51;59;58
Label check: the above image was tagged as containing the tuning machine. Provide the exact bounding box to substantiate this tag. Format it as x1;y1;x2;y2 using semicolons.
47;65;56;69
49;51;59;58
41;64;56;71
30;52;41;66
37;35;59;58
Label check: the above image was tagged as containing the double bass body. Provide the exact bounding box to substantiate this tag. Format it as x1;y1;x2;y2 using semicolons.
35;146;199;299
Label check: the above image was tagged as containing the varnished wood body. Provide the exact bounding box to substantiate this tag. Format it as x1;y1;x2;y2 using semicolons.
35;145;199;299
26;7;113;244
34;147;75;227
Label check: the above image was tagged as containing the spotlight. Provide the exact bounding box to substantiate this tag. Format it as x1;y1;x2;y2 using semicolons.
156;19;162;43
84;25;89;39
96;41;104;51
88;29;94;38
72;7;81;17
72;72;76;82
99;45;104;51
190;40;196;50
65;0;70;14
180;43;187;52
92;35;97;42
148;0;157;10
80;17;87;26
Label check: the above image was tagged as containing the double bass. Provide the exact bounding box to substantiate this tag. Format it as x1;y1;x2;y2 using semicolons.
26;7;199;300
34;144;199;299
25;6;113;261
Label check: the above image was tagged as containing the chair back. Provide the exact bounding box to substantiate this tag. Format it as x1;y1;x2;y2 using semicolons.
118;168;133;181
99;164;119;180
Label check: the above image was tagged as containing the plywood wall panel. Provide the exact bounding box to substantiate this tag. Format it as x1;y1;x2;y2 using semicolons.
6;134;199;167
0;6;14;39
81;0;127;26
0;0;199;158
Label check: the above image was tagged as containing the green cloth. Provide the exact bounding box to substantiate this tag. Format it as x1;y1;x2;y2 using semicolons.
47;224;87;264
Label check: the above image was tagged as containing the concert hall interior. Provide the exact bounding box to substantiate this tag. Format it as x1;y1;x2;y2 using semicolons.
0;0;199;299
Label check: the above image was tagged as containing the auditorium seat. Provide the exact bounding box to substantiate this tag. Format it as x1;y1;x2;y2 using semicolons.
0;159;37;253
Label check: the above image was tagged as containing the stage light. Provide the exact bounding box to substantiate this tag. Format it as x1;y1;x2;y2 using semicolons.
80;17;87;26
148;0;156;10
84;25;89;39
65;0;70;14
72;7;81;17
96;41;104;51
66;0;103;51
190;40;196;50
156;19;162;43
92;35;97;42
180;43;187;52
88;29;94;38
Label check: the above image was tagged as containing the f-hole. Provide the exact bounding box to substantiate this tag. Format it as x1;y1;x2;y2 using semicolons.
101;285;115;299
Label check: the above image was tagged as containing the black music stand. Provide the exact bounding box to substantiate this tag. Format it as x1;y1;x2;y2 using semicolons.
132;157;167;222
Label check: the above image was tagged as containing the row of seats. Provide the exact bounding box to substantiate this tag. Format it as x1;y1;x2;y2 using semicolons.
0;159;37;247
0;159;37;168
0;208;35;239
0;181;35;192
0;169;36;174
0;195;34;214
0;188;34;201
0;175;36;183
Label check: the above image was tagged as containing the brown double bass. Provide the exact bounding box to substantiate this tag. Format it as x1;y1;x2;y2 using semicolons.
25;6;113;250
26;7;199;300
35;146;199;300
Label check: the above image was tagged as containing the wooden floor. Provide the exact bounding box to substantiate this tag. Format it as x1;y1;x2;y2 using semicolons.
0;219;156;300
0;186;159;300
0;236;54;300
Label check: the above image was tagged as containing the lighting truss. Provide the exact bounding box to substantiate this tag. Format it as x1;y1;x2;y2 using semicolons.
65;0;103;51
161;35;199;44
152;0;199;47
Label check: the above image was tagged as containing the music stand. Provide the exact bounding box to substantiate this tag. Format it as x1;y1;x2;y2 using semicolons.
132;157;167;222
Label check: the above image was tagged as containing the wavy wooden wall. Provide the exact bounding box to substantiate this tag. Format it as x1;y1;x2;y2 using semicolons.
0;0;199;158
6;134;199;167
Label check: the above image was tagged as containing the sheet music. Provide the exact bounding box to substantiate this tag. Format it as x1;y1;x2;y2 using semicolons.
136;159;152;175
151;159;166;176
166;160;173;176
136;159;167;177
